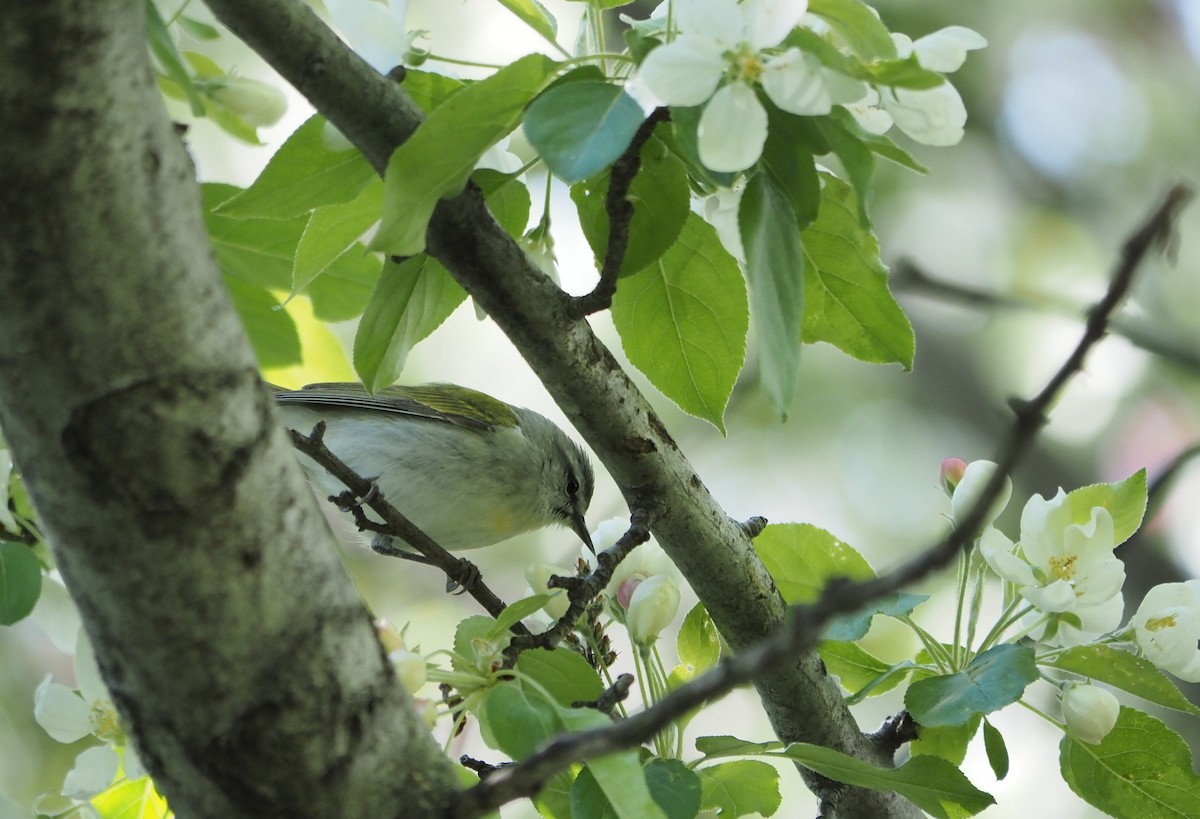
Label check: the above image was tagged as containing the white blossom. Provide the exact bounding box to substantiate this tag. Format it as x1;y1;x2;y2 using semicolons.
1133;580;1200;682
633;0;820;172
626;574;682;646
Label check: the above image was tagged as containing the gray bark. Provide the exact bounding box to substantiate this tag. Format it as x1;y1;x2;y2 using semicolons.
0;2;458;816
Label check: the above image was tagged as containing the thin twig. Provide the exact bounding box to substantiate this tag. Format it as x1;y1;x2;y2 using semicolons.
449;184;1192;818
289;423;526;634
569;108;671;318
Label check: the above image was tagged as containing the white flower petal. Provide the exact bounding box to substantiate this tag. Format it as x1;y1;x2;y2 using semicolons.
742;0;810;50
1023;579;1077;613
1133;580;1200;681
325;0;412;73
676;0;745;48
880;82;967;146
62;746;119;799
73;631;109;707
704;187;745;262
913;26;987;73
698;82;768;172
979;527;1036;586
1019;488;1071;567
761;49;831;115
637;39;727;106
34;677;93;744
31;574;82;655
1074;557;1125;607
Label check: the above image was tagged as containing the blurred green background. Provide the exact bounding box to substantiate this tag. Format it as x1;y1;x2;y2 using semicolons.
3;1;1199;816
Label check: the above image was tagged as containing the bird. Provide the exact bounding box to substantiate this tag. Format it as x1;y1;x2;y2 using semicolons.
273;382;595;553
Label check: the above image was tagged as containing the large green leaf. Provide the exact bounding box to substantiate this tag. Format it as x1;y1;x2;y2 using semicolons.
610;213;747;432
202;183;300;291
373;54;558;257
817;640;912;699
293;179;384;296
823;591;929;642
677;603;721;672
905;644;1038;727
571;134;689;278
305;252;381;322
754;523;874;604
781;744;994;818
1060;707;1200;818
1065;469;1147;547
224;278;301;368
698;760;781;818
802;174;914;368
516;648;605;708
481;683;562;760
807;0;897;60
739;171;805;414
645;759;702;819
525;82;646;183
218;116;376;219
1044;644;1200;717
353;256;467;392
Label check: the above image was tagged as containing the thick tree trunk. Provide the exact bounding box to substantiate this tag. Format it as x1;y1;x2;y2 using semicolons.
0;3;457;816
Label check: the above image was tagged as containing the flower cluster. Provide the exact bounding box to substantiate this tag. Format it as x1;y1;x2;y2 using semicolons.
631;0;985;172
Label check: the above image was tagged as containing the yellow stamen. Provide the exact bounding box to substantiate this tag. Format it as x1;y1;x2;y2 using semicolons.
1145;614;1178;632
1049;554;1077;581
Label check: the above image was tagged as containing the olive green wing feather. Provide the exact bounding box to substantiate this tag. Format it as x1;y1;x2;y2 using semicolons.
274;382;518;431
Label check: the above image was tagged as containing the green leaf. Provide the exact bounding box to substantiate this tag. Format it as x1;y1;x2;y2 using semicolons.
452;615;504;674
475;169;531;237
865;55;945;90
1060;707;1200;818
218;116;376;219
305;252;381;322
695;735;783;759
90;774;169;819
525;82;646;183
482;683;561;759
293;179;384;296
571;134;689;277
802;174;915;369
824;592;929;642
828;108;927;173
0;543;41;626
911;715;981;766
1044;644;1200;717
813;116;875;225
566;729;668;819
645;758;702;819
491;594;555;638
754;523;874;605
761;105;822;227
373;54;558;257
494;0;559;47
982;719;1009;780
223;278;301;368
516;648;605;708
533;770;578;819
807;0;898;60
353;256;468;392
1065;469;1147;547
610;213;747;432
677;603;721;672
144;0;204;115
781;744;995;818
177;15;221;41
699;760;781;817
905;644;1039;727
739;171;805;415
403;69;467;114
817;640;912;699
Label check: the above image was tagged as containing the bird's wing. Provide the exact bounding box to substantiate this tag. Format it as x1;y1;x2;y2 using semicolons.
274;382;518;431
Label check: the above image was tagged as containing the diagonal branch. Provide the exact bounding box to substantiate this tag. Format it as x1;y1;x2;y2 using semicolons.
450;183;1193;817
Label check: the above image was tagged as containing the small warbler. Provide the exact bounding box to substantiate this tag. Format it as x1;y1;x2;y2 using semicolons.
274;382;595;553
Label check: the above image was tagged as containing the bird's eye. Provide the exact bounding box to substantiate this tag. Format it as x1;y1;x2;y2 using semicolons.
566;475;580;496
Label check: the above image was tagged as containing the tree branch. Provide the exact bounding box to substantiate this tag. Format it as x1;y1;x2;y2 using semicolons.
451;183;1193;816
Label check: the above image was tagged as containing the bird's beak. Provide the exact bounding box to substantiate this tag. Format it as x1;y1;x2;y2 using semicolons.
570;511;595;554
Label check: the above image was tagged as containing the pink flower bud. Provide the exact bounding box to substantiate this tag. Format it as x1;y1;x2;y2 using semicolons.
940;458;968;495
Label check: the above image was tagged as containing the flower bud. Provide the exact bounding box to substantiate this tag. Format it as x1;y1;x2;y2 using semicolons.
626;575;681;647
949;460;1011;528
208;76;287;127
1061;683;1119;745
939;457;968;495
389;649;427;694
374;619;405;654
